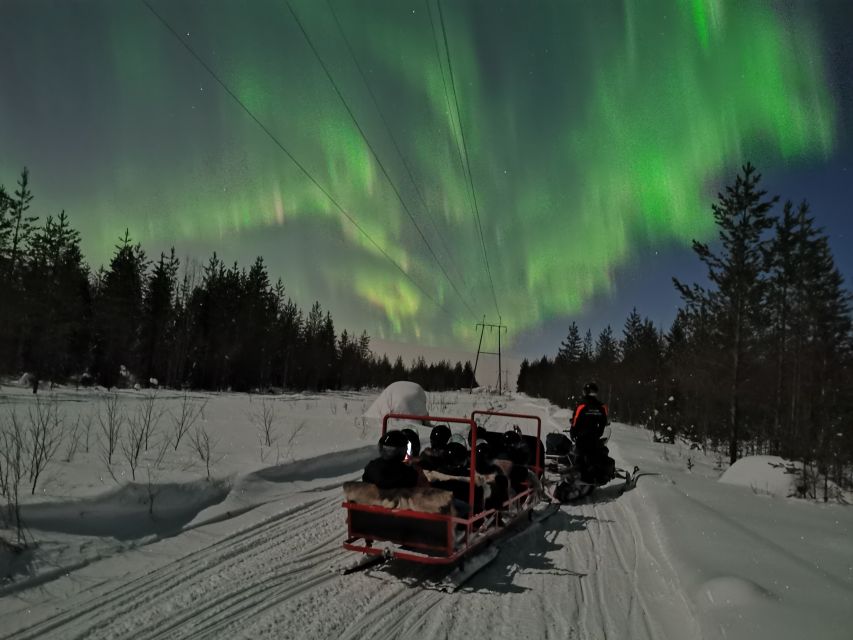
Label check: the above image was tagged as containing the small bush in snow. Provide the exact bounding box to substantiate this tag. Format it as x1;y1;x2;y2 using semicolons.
251;398;278;448
171;393;206;451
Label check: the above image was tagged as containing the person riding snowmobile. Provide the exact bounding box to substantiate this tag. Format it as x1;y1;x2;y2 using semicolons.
569;382;615;485
570;382;608;445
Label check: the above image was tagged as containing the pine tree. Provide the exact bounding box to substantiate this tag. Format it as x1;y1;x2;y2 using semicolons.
138;249;179;385
674;163;777;464
0;169;39;371
557;322;583;365
91;230;147;387
22;211;90;381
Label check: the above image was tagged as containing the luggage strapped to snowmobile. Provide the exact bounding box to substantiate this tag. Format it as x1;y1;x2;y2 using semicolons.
342;412;543;566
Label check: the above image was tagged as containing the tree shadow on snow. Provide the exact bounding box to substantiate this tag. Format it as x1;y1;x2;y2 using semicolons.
0;541;36;585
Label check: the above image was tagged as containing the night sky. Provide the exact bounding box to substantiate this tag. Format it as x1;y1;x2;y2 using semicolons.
2;0;852;358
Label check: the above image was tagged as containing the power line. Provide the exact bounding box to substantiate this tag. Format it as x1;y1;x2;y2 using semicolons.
435;0;501;319
325;0;476;305
424;0;475;217
140;0;460;325
286;0;478;323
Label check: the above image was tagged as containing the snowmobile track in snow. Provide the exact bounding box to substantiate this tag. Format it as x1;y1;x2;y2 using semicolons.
3;470;699;640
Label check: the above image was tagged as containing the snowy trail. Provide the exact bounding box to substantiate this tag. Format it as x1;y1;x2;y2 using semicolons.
3;393;851;639
1;469;694;640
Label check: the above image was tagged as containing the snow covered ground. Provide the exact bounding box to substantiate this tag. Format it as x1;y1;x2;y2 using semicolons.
1;385;851;639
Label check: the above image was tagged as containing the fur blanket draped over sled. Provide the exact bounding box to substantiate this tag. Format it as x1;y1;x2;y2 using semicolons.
343;481;454;514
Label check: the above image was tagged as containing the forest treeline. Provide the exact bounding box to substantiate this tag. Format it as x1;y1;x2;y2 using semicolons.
0;169;477;393
518;164;852;494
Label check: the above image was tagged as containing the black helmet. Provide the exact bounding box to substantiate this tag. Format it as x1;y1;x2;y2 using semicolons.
430;424;451;449
503;430;522;449
445;441;468;466
400;428;421;457
583;381;599;396
475;440;491;462
379;430;409;462
467;425;487;446
474;441;492;472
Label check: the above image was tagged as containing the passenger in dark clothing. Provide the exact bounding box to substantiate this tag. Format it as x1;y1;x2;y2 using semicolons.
418;424;451;470
362;458;419;489
474;441;509;509
362;430;420;490
430;441;478;515
400;428;421;459
499;430;532;492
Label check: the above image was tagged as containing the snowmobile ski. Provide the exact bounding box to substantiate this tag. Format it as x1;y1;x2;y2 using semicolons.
437;545;500;592
436;503;560;591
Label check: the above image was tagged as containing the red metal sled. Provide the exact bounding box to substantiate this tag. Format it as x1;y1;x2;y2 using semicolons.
342;412;543;565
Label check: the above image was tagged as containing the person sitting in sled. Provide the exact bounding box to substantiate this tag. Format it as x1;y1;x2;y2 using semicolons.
362;430;426;490
418;424;452;470
474;441;510;509
495;429;532;493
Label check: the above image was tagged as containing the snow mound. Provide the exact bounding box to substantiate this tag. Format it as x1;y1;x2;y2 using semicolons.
20;480;230;540
718;455;799;497
363;381;428;420
696;576;776;609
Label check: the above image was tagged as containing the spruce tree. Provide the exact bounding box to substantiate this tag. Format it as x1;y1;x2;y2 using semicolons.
22;211;90;381
674;163;777;463
138;249;179;385
91;230;147;387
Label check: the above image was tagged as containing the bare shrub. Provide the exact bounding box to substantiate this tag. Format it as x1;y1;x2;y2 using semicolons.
171;393;206;451
282;420;308;462
98;393;124;465
189;424;218;480
251;398;278;447
121;410;147;481
1;411;28;546
137;390;165;450
81;412;93;453
63;415;83;462
27;398;63;494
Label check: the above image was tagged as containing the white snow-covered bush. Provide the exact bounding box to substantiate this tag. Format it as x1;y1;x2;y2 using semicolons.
719;456;800;497
364;381;428;420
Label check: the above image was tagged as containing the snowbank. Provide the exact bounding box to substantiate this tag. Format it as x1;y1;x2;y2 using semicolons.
719;455;800;497
363;381;428;419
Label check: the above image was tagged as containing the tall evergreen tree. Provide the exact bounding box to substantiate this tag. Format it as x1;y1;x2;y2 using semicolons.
0;169;38;370
138;249;179;385
22;211;90;381
674;163;777;463
91;230;147;387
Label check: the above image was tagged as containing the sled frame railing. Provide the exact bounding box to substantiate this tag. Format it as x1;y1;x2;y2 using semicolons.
342;412;538;565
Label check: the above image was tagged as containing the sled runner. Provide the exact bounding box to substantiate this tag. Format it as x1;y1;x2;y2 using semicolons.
342;412;544;567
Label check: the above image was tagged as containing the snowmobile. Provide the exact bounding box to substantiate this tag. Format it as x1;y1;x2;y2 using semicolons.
340;411;555;589
544;426;638;502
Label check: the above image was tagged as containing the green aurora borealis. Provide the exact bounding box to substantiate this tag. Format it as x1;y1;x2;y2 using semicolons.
0;0;838;348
